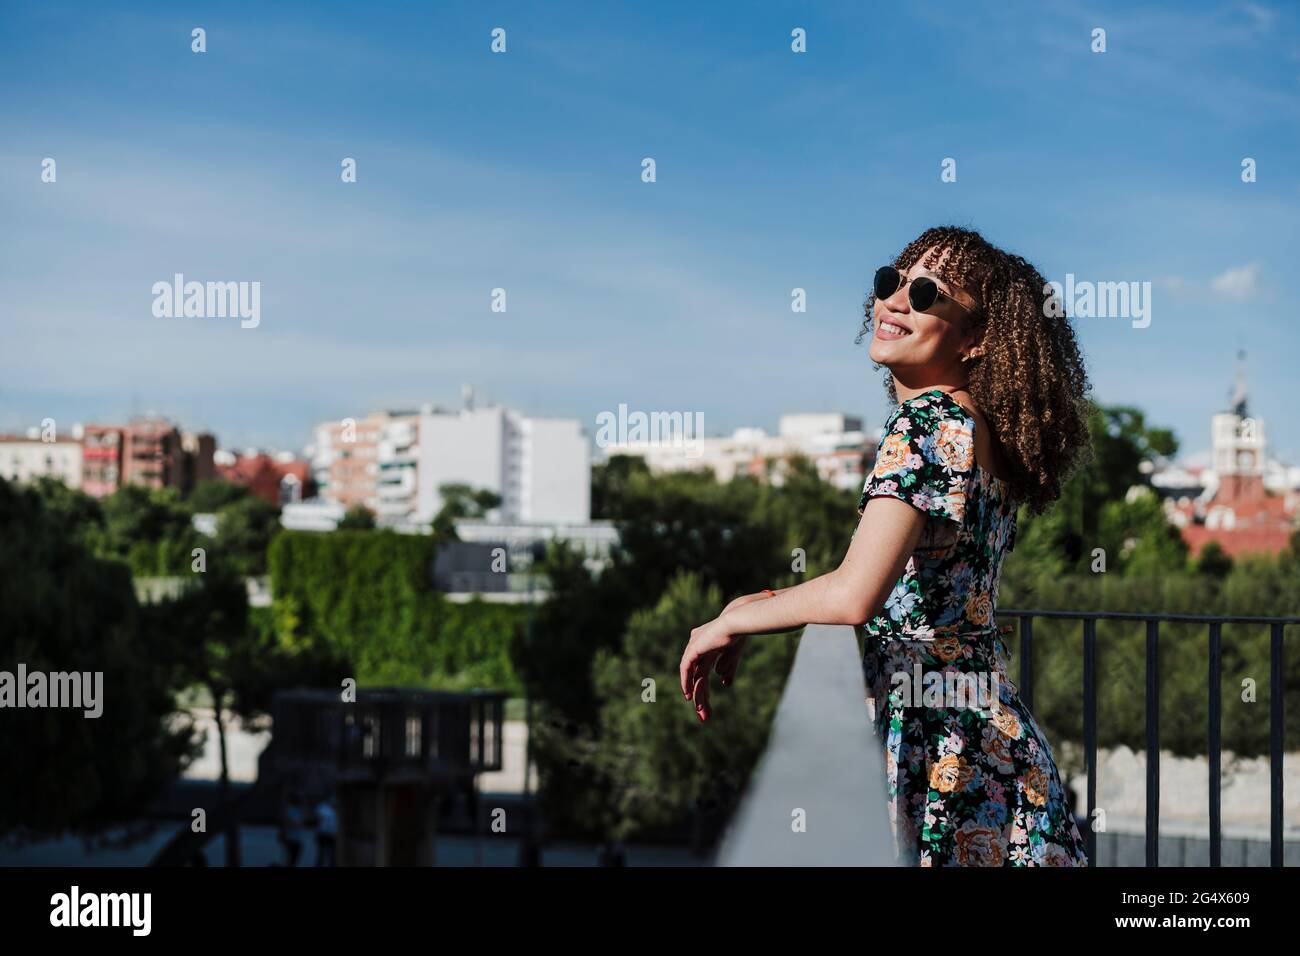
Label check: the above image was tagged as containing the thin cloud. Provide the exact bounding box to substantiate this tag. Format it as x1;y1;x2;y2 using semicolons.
1155;265;1263;302
1210;264;1262;301
1241;1;1278;31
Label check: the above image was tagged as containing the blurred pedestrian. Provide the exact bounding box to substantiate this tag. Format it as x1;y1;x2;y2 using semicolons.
314;796;337;867
279;792;305;866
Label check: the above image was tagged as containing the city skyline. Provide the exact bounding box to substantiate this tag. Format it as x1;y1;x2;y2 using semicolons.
0;368;1288;474
3;0;1299;462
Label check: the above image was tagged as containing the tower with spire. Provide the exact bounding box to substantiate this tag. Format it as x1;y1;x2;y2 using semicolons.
1164;351;1296;557
1211;350;1266;494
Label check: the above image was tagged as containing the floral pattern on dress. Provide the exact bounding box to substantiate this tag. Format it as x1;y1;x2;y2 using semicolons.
857;389;1089;867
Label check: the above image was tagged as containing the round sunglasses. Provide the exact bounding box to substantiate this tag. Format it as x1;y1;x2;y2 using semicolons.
873;265;977;318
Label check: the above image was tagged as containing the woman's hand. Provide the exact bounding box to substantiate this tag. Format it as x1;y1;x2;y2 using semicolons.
679;616;743;723
711;592;774;690
688;592;776;715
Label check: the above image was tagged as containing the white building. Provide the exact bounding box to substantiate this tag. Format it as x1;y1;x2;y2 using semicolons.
605;411;868;492
306;393;590;529
416;402;590;525
0;429;83;487
280;499;347;532
375;413;420;523
1211;391;1265;479
415;406;506;522
779;413;868;492
778;412;863;441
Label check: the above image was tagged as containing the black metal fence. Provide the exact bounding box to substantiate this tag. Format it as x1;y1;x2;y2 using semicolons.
998;609;1297;867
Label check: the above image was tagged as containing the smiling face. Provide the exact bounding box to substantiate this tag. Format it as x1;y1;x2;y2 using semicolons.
868;247;983;384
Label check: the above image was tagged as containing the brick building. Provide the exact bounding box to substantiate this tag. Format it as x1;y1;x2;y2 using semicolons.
1164;358;1298;558
80;418;216;497
217;452;314;506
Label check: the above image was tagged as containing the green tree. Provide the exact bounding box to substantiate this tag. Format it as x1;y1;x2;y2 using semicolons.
1096;488;1190;575
150;570;250;864
27;476;104;549
0;479;193;839
213;495;281;576
338;504;376;530
153;568;346;865
1195;540;1234;579
1006;401;1184;591
515;458;853;840
188;478;250;513
592;455;650;520
97;485;204;576
431;483;502;538
588;573;796;845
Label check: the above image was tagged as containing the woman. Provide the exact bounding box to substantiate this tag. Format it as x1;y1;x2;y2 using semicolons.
678;226;1092;867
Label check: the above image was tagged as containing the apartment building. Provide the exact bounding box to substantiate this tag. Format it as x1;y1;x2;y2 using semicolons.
416;405;589;525
79;418;215;497
606;411;870;492
0;431;84;487
310;410;419;515
307;395;590;528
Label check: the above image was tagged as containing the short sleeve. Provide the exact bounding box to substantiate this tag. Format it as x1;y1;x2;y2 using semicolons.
858;395;976;529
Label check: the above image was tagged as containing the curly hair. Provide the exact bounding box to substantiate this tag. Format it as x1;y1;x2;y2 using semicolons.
856;225;1092;514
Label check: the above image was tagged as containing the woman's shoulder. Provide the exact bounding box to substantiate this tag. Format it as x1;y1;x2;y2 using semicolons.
885;389;976;438
874;390;978;485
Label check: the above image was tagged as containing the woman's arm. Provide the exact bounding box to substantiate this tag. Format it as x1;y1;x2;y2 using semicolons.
717;587;785;616
678;495;928;718
731;496;927;631
720;590;779;615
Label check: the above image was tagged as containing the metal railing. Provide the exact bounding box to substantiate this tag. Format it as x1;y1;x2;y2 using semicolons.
717;611;1294;868
998;608;1297;867
714;623;897;866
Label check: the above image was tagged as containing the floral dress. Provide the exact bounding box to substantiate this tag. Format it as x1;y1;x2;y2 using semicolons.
858;388;1089;867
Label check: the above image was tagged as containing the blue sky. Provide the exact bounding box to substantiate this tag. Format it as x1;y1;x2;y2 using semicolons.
2;0;1298;465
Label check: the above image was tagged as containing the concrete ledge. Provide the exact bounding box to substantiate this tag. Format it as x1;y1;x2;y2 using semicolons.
715;623;897;866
